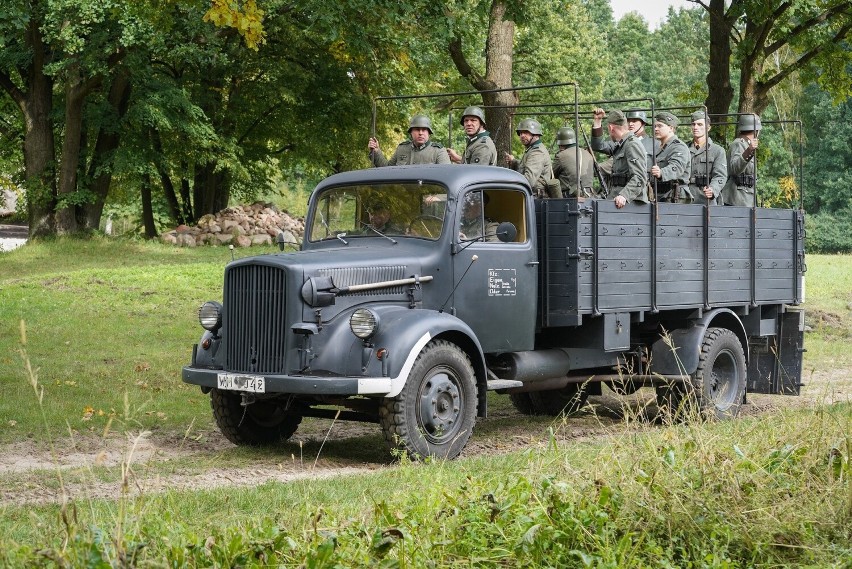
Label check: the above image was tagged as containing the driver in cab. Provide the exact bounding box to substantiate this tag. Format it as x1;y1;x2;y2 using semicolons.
459;192;499;242
364;200;403;235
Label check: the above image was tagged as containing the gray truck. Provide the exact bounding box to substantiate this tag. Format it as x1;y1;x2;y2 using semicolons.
182;164;805;459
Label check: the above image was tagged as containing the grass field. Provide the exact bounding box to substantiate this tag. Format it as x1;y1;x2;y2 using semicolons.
0;239;850;566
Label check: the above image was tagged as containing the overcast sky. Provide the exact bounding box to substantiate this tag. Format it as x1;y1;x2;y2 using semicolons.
609;0;695;29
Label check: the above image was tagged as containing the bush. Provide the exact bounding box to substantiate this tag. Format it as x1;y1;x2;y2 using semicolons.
806;211;852;254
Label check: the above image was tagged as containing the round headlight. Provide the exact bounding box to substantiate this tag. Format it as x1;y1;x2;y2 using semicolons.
350;308;379;340
198;301;223;331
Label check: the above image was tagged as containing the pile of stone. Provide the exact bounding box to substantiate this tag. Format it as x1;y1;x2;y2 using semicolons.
160;202;304;247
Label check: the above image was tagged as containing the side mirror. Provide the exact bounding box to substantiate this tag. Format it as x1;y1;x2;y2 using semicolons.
277;230;300;251
496;222;517;243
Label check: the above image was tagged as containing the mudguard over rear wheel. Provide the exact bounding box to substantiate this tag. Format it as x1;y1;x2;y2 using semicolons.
211;389;302;445
379;340;477;460
656;327;746;421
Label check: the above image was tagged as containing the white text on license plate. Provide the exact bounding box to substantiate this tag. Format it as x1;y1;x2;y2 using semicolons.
217;373;265;393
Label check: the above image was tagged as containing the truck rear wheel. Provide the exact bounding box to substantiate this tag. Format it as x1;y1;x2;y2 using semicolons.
211;389;302;446
528;383;589;416
656;327;746;421
379;340;477;460
509;392;537;415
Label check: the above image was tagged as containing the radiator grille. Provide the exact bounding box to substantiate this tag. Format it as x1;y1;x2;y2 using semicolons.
318;266;407;295
223;264;287;373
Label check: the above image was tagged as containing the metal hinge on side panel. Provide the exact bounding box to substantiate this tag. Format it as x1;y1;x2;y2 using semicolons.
566;247;594;260
565;202;594;216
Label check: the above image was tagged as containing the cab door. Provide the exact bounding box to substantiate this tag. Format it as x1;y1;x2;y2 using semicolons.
451;188;538;352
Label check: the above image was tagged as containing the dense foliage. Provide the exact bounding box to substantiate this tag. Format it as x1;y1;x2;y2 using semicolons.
0;1;849;240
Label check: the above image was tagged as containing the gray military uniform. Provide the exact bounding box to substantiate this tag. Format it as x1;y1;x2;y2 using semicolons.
508;140;552;197
607;132;649;203
688;138;727;204
371;140;450;167
721;138;756;206
654;136;691;203
553;146;594;197
593;131;655;171
462;131;497;165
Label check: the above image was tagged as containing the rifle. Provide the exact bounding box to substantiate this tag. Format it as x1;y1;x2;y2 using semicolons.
580;127;608;197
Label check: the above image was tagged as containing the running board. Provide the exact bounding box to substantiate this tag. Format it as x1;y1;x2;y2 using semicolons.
486;379;524;391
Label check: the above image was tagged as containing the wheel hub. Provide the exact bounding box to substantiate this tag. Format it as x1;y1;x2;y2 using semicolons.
419;371;461;440
709;350;737;408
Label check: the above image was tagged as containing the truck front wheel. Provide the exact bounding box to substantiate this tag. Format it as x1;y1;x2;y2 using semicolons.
379;340;477;460
656;327;746;421
211;389;302;446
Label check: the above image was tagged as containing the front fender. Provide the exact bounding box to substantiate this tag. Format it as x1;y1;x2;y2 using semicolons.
367;306;485;398
651;308;748;375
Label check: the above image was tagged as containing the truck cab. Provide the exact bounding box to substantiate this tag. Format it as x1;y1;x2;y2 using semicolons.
182;164;805;459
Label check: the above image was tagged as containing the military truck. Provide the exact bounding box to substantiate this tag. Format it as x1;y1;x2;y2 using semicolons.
182;164;805;459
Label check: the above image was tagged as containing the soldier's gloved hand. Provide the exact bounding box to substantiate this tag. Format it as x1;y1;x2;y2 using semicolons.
742;138;758;160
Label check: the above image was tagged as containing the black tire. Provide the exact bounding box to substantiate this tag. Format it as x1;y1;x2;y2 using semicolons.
379;340;477;460
527;383;590;416
656;327;746;421
509;392;538;415
211;389;302;446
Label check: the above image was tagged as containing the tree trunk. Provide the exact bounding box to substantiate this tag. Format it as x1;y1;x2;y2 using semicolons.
151;129;184;225
140;173;157;239
483;1;516;166
84;67;132;231
179;173;194;223
9;20;58;239
56;63;88;235
448;0;517;166
193;162;228;217
704;0;734;119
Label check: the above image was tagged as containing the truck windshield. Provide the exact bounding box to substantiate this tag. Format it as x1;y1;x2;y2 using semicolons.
309;183;448;242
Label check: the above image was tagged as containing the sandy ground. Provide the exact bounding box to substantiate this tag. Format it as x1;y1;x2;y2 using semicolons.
1;367;847;507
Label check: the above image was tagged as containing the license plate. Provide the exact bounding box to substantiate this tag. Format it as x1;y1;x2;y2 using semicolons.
217;373;266;393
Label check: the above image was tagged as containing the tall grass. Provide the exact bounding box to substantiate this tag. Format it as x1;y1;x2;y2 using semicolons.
0;242;850;566
2;399;849;566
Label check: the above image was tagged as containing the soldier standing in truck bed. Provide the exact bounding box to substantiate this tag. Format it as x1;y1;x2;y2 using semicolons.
552;127;594;197
650;112;690;203
626;109;655;170
368;115;450;167
447;106;498;166
688;110;727;204
504;118;552;198
592;109;648;208
722;113;761;206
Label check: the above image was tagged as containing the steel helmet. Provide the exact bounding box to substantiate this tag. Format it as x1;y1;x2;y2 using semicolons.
408;114;434;134
556;127;577;146
625;109;648;124
516;118;542;136
736;113;762;133
460;106;486;127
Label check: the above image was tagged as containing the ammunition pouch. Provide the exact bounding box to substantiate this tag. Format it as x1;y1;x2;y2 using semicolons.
692;175;708;187
609;174;629;187
734;174;756;187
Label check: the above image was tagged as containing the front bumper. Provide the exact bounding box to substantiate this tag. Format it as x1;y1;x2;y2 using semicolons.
182;366;393;395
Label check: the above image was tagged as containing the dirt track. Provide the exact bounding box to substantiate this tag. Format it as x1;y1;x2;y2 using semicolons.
2;368;848;507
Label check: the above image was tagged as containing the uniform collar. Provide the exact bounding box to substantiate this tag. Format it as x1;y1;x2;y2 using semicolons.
466;130;490;144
